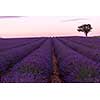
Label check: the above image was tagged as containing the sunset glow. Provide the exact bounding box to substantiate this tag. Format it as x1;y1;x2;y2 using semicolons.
0;16;100;38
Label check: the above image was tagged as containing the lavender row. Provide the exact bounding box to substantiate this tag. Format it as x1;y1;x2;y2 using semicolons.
0;39;46;74
66;37;100;49
0;38;42;52
0;38;34;46
68;36;100;44
58;38;100;63
0;37;40;45
53;39;100;82
1;39;52;83
62;36;100;46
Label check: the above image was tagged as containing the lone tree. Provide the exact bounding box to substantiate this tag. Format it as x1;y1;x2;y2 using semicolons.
77;24;93;37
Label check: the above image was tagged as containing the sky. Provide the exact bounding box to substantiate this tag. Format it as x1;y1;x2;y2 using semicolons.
0;16;100;38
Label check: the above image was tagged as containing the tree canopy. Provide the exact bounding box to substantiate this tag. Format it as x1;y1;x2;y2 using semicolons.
77;24;93;37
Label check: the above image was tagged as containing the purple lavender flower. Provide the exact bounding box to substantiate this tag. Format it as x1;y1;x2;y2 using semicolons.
58;37;100;62
53;38;100;83
0;39;46;74
1;39;52;83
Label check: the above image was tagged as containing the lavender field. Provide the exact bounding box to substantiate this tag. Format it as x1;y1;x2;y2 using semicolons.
0;36;100;83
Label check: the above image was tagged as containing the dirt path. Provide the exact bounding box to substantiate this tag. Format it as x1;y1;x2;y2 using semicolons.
50;49;63;83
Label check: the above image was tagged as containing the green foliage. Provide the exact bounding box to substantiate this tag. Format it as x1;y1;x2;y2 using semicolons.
18;64;43;74
76;67;98;80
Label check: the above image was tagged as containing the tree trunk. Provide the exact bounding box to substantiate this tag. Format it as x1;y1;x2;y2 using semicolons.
85;32;88;37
